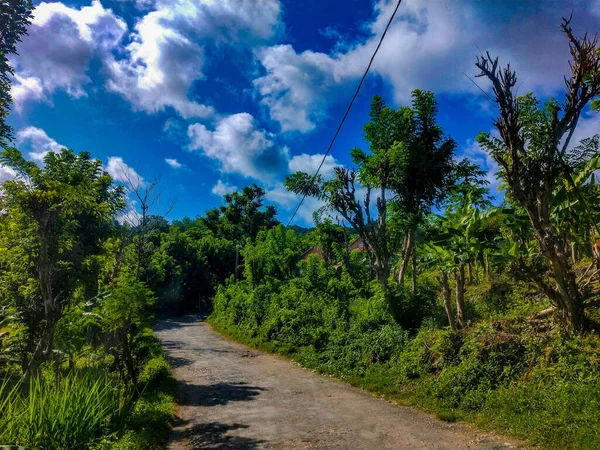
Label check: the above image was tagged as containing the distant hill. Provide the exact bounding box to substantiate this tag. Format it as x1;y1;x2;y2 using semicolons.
287;224;314;235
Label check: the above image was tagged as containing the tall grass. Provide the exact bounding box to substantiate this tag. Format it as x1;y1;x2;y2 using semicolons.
0;371;129;449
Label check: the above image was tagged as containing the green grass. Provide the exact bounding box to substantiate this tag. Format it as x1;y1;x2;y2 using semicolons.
0;371;127;449
0;333;177;450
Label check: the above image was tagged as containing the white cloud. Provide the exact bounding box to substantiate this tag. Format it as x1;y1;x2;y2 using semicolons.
0;166;17;184
105;0;281;118
265;183;326;225
254;45;353;132
187;112;289;183
16;126;65;162
568;112;600;150
165;158;183;169
211;180;237;196
118;199;143;226
11;0;126;110
253;0;600;132
288;153;338;178
105;156;145;188
265;153;342;224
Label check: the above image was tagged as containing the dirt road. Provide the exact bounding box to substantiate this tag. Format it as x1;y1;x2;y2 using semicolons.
154;316;519;450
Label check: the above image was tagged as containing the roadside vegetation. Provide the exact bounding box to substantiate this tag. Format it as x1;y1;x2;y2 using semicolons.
210;18;600;450
2;3;600;449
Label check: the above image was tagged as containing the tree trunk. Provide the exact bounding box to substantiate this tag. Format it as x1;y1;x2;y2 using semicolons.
29;224;58;375
234;245;239;280
526;207;585;331
455;264;466;328
411;247;417;294
467;262;472;284
398;229;415;285
485;252;490;282
441;271;455;330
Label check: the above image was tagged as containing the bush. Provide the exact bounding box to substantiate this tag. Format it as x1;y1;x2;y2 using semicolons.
138;356;171;390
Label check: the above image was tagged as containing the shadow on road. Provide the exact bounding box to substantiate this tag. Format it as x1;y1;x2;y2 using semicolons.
178;381;266;407
154;314;207;332
184;422;265;449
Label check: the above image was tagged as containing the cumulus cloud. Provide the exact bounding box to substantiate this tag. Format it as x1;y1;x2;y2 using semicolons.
254;45;353;132
165;158;183;169
265;183;327;224
568;112;600;149
265;153;342;224
211;180;237;196
105;156;145;188
0;166;17;184
105;0;281;118
288;153;338;178
253;0;599;132
118;199;143;226
11;0;126;109
187;112;289;183
16;126;66;162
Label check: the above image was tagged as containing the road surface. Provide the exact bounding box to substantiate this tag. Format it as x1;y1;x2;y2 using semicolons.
154;316;519;450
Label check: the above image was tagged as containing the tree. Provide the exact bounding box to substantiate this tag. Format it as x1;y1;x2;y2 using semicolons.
380;91;456;286
0;147;125;373
203;184;279;242
286;91;455;322
475;16;600;330
115;162;173;282
311;218;346;267
0;1;33;144
100;272;154;386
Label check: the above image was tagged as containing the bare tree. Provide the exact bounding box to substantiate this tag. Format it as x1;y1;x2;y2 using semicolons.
475;16;600;330
116;163;174;281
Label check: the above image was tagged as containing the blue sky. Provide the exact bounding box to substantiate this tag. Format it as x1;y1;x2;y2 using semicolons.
4;0;600;225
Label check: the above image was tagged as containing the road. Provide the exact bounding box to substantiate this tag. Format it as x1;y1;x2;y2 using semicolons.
154;316;519;450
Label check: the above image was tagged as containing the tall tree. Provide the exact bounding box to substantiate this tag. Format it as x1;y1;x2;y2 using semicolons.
0;0;33;144
202;184;279;242
475;16;600;330
0;148;124;373
286;91;455;321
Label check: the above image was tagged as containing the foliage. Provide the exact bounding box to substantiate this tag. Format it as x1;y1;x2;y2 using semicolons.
202;184;279;243
0;0;33;144
0;371;127;449
475;18;600;330
0;148;125;373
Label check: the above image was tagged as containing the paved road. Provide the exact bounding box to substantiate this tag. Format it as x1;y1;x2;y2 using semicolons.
154;316;519;450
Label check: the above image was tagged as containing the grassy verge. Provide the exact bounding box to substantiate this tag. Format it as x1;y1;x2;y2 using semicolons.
0;331;177;450
95;331;178;449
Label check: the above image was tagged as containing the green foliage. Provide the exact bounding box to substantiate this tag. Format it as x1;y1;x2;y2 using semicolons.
0;372;127;449
201;184;279;243
0;0;33;144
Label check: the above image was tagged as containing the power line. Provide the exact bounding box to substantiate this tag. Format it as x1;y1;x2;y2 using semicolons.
286;0;404;226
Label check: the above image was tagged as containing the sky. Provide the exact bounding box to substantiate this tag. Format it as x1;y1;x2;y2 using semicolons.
4;0;600;225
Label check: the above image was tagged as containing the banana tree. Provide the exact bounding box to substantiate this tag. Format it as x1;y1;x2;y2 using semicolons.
551;148;600;262
425;199;504;328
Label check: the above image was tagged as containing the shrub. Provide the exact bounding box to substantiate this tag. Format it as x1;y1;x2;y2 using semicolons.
138;356;171;390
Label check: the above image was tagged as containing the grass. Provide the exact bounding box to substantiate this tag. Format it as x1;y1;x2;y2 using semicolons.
0;371;127;449
0;333;177;450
